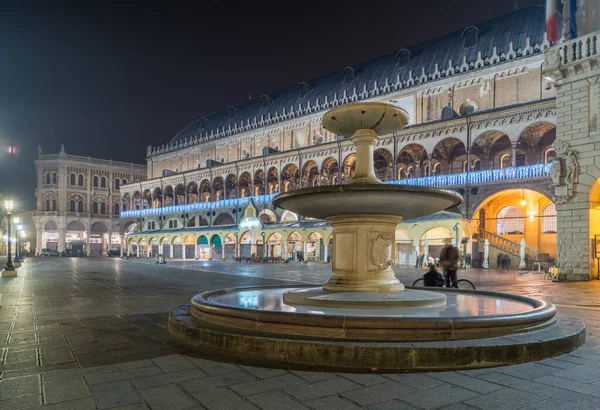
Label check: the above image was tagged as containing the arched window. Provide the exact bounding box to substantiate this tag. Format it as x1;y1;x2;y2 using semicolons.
497;206;524;235
542;204;557;233
342;67;355;84
78;200;84;213
122;179;127;185
500;154;511;169
122;203;127;212
78;174;84;186
93;176;99;187
114;203;120;215
396;49;411;66
101;177;106;188
397;168;405;180
45;173;51;184
45;199;50;211
545;148;557;164
407;166;415;178
472;159;481;171
70;199;76;212
462;26;479;47
115;179;120;190
100;202;106;215
52;173;57;184
70;173;76;186
93;202;99;214
51;199;56;211
433;163;441;176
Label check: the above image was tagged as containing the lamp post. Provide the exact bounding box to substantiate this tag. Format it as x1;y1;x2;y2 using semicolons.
13;217;21;266
2;199;16;276
261;231;266;259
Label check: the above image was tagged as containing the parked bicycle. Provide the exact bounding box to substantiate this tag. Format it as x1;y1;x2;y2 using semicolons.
411;276;476;289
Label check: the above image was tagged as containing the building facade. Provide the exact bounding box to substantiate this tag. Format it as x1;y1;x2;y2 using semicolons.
120;6;574;271
33;146;146;256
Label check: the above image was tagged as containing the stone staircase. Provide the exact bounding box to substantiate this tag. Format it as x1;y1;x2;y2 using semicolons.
477;229;538;269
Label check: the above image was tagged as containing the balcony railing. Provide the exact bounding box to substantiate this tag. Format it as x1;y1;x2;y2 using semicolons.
66;212;90;218
120;193;277;218
93;187;110;193
120;164;552;218
558;31;599;66
383;164;551;188
34;211;58;216
42;184;56;189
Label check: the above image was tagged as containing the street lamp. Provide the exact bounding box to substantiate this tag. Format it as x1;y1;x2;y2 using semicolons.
13;217;21;265
2;199;16;276
261;231;266;259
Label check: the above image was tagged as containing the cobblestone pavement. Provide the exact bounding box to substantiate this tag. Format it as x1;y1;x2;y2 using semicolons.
1;257;600;409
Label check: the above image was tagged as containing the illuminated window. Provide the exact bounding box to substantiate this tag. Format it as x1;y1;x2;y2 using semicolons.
545;148;557;164
497;206;524;234
542;204;557;233
500;154;511;169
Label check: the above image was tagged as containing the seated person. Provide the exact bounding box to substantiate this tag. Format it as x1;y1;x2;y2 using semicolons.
423;263;444;287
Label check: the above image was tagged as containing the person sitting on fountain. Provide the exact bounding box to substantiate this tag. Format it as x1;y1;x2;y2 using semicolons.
423;263;444;287
440;238;460;288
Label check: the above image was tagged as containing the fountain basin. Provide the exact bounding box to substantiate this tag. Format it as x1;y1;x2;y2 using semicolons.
169;285;586;372
272;184;462;220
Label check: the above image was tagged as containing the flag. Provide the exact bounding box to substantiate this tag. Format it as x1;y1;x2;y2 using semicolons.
546;0;563;42
569;0;577;39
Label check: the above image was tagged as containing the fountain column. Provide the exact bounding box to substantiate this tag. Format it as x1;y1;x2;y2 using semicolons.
350;129;381;184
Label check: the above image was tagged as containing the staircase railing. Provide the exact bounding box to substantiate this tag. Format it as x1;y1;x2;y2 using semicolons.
478;229;539;260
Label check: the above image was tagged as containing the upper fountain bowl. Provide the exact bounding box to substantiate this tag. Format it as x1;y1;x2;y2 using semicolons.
322;102;409;137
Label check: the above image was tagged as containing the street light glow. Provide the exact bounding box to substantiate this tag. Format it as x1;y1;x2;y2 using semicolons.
4;200;13;212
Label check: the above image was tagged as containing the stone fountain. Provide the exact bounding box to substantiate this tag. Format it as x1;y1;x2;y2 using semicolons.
169;102;585;372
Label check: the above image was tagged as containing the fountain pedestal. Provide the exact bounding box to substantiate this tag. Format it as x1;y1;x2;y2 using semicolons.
326;214;403;292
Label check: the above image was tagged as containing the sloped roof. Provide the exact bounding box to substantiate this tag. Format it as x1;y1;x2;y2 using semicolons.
164;6;546;150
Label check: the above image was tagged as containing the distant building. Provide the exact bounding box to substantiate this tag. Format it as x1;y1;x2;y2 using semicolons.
32;145;146;256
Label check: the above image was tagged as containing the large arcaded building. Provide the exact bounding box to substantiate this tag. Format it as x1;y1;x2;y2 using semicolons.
119;5;600;280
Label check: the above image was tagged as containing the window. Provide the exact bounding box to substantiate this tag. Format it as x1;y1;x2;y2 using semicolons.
115;179;120;190
114;203;120;215
51;199;56;211
78;200;84;213
122;179;127;185
168;220;178;229
396;49;411;66
545;148;557;164
472;159;481;171
70;173;76;186
70;200;76;212
122;203;127;211
52;173;57;184
147;221;156;230
500;154;511;169
101;177;106;188
433;163;441;176
45;173;51;184
497;206;524;235
463;26;479;47
78;174;84;186
342;67;355;83
542;204;557;233
459;99;478;115
93;202;99;214
45;200;50;211
93;176;98;187
298;82;310;97
100;202;106;215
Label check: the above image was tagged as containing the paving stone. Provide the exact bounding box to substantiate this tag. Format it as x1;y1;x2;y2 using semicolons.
40;347;75;366
464;387;544;410
240;365;288;379
8;332;36;345
117;359;156;370
42;364;120;383
90;381;143;410
428;371;504;394
305;394;365;409
477;372;568;398
180;371;256;393
283;376;361;402
367;400;421;410
520;390;600;410
4;348;37;365
138;384;198;409
192;387;258;410
132;368;207;389
152;354;196;372
75;351;114;367
552;363;600;383
341;381;417;407
536;357;581;370
401;384;480;409
0;394;42;410
0;374;41;399
43;377;91;404
289;370;338;383
41;397;97;410
247;390;308;410
85;365;163;385
338;372;388;386
384;373;446;391
535;375;600;397
186;357;241;375
495;362;563;379
230;373;305;396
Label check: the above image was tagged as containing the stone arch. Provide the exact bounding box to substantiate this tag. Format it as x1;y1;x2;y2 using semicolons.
397;144;427;178
518;122;556;165
258;209;276;223
254;169;265;196
199;179;211;202
320;157;339;185
212;177;224;201
152;187;163;208
91;221;108;232
267;167;279;194
373;148;393;181
342;153;356;183
238;172;252;198
225;174;237;199
281;164;299;192
44;220;59;230
302;160;319;187
266;232;283;258
471;130;514;169
67;221;86;231
213;213;234;226
163;185;174;206
174;183;185;205
281;210;298;222
187;181;199;203
432;138;467;175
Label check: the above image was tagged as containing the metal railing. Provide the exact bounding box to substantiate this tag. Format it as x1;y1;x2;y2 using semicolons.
478;228;539;260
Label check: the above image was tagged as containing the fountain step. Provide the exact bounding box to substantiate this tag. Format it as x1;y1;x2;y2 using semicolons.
169;306;585;373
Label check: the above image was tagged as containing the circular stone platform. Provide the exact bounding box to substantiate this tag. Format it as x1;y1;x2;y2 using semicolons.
169;285;586;372
283;287;447;308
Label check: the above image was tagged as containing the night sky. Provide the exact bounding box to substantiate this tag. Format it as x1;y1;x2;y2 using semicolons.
0;0;544;210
